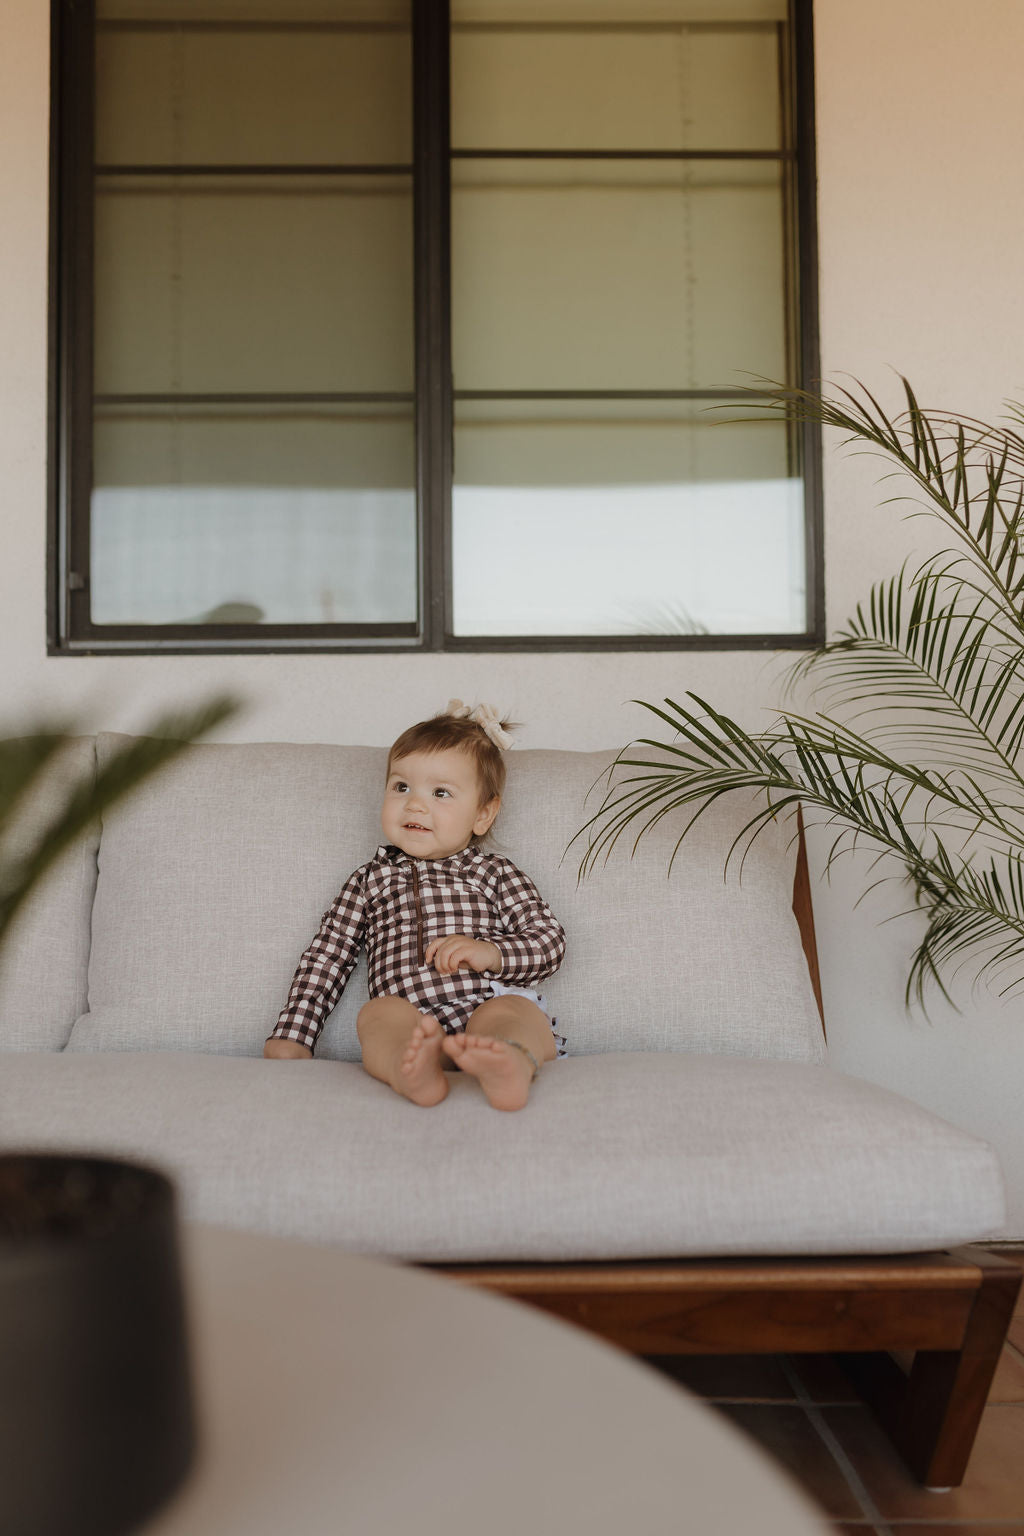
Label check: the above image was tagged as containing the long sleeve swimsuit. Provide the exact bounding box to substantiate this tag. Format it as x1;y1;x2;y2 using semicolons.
269;843;567;1055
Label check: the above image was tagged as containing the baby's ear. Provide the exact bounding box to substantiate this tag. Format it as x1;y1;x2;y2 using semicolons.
474;795;500;836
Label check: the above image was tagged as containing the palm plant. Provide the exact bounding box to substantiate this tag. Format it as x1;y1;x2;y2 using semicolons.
0;696;237;951
577;378;1024;1009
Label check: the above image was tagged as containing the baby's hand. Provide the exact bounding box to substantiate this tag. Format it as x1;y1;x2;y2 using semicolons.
425;934;501;976
264;1037;313;1060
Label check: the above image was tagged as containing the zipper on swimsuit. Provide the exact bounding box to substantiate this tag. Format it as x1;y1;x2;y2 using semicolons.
411;862;424;965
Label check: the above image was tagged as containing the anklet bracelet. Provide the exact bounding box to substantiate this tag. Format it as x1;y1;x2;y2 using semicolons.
506;1040;539;1081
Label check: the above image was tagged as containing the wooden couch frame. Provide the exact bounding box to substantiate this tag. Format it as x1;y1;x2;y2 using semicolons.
434;813;1022;1488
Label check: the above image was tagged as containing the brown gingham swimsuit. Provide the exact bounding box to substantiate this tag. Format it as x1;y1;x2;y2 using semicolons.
270;844;566;1055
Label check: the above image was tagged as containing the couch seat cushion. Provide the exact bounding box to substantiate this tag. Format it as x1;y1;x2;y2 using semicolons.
0;1053;1003;1261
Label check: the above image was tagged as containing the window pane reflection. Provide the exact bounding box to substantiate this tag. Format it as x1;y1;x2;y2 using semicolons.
96;7;412;167
452;160;786;392
452;401;805;636
452;8;783;153
94;175;414;396
92;405;417;626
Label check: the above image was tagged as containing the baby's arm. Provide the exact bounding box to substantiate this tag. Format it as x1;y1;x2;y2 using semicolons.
424;934;500;975
424;865;565;981
487;862;566;984
265;869;367;1057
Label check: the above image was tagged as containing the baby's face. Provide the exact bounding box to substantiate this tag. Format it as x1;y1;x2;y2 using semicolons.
382;747;499;861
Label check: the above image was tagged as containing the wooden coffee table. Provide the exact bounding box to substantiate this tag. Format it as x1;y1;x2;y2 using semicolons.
141;1225;829;1535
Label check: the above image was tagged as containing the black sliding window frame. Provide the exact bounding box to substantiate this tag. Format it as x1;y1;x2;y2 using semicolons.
48;0;821;656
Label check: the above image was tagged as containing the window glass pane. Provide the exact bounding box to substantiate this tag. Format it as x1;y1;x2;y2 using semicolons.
98;0;406;14
451;401;805;636
452;159;787;391
452;15;781;153
453;0;786;16
91;405;417;626
95;6;412;167
94;175;413;395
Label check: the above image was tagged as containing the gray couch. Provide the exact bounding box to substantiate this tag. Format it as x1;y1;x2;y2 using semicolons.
0;735;1017;1484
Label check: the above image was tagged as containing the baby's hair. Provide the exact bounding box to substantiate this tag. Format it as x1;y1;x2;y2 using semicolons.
387;708;515;830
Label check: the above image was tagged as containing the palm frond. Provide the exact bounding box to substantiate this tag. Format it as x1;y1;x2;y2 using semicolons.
757;376;1024;628
0;735;72;837
0;695;238;948
578;377;1024;1010
574;696;966;883
906;849;1024;1008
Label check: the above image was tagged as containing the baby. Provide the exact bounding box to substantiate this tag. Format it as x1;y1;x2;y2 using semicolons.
265;701;566;1111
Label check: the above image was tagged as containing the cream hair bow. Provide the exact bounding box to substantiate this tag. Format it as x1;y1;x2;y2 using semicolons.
446;698;515;751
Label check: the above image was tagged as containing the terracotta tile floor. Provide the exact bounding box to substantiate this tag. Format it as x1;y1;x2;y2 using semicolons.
644;1248;1024;1534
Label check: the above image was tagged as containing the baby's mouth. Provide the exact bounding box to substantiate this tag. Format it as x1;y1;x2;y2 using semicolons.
404;822;429;832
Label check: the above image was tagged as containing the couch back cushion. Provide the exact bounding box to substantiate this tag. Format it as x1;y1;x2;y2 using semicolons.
0;737;99;1050
66;737;824;1063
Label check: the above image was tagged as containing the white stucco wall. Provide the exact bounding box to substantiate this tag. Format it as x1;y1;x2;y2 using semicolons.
807;0;1024;1240
4;0;1024;1230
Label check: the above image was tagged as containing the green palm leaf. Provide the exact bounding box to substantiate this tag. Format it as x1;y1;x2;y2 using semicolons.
760;376;1024;626
906;850;1024;1007
576;696;956;878
0;695;237;949
578;377;1024;1008
783;550;1024;809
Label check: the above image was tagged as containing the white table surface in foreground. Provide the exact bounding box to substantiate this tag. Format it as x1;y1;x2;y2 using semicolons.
146;1225;830;1536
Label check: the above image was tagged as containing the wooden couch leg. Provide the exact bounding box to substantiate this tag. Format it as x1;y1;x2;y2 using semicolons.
839;1252;1021;1487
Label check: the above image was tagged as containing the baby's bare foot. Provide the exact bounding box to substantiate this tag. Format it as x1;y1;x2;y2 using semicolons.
442;1034;535;1112
397;1015;448;1106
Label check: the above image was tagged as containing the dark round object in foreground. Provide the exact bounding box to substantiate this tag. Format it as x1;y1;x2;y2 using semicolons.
0;1153;195;1536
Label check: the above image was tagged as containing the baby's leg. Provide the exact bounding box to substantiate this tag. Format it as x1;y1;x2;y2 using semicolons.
357;997;448;1107
442;996;556;1112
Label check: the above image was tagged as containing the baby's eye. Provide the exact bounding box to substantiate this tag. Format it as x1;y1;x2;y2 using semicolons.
392;781;408;794
433;787;451;799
